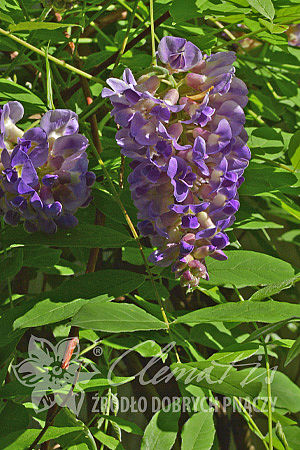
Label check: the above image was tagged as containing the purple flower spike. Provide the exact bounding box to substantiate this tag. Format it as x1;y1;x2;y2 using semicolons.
0;106;95;233
104;35;250;288
158;36;202;71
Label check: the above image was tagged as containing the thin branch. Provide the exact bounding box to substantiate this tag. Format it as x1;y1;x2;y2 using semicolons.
113;0;139;69
0;27;104;84
63;11;171;99
149;0;157;65
28;363;83;450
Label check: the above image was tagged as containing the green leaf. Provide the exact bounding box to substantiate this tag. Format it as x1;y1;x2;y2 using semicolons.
96;415;143;435
208;343;261;364
285;335;300;367
13;297;103;329
71;302;167;332
246;0;275;20
288;129;300;172
244;319;294;343
13;270;145;329
248;275;300;301
205;251;294;288
0;427;85;450
9;22;80;32
0;11;14;23
250;368;300;413
92;429;123;450
191;322;237;350
74;375;135;392
258;18;288;34
141;406;181;450
174;301;300;326
170;0;199;22
257;30;287;46
0;79;45;112
239;162;297;196
181;410;215;450
0;401;29;435
54;408;97;450
2;223;132;248
102;336;163;358
171;362;261;399
22;247;61;268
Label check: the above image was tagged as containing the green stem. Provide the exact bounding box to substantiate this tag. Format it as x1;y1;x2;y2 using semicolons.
100;388;112;450
113;0;139;69
254;155;295;174
0;27;104;84
253;323;274;450
233;397;269;449
248;109;265;125
149;0;156;65
264;346;274;450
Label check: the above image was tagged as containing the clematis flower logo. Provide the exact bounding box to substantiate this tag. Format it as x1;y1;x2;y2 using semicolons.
12;335;100;415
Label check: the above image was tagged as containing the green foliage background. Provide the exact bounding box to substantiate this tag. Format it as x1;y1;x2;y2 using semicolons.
0;0;299;449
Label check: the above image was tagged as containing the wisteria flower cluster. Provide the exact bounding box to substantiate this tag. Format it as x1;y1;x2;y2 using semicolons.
0;103;95;233
103;36;250;287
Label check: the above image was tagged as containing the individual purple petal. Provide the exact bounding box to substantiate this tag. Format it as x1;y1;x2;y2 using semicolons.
130;113;158;146
23;127;49;167
182;215;199;229
180;239;194;256
21;160;38;187
150;105;171;122
1;148;10;168
123;68;136;85
207;118;232;154
196;227;217;239
211;232;229;249
210;249;228;261
6;101;24;124
157;36;202;71
52;134;89;158
10;147;28;167
40;109;79;137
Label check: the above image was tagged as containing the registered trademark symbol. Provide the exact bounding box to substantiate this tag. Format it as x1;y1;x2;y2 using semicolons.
93;346;103;356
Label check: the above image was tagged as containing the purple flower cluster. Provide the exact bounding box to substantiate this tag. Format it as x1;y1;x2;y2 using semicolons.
0;103;95;233
103;36;250;287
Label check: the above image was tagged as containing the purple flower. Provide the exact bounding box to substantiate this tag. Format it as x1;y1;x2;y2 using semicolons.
0;101;24;146
104;36;250;288
0;106;95;233
158;36;202;71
